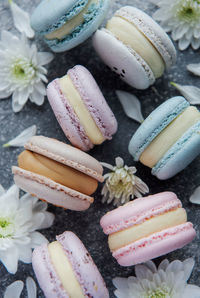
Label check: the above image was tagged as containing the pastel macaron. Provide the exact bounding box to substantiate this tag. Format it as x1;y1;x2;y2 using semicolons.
129;96;200;180
12;136;104;211
100;192;196;266
32;231;109;297
93;6;176;89
47;65;118;151
31;0;110;52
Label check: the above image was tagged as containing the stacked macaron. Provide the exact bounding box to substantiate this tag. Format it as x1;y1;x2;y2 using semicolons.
31;0;110;52
12;136;104;211
47;65;117;151
129;97;200;179
32;231;109;298
93;6;176;89
100;192;196;266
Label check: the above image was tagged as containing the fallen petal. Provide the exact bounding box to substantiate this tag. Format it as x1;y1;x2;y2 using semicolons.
3;125;37;147
189;186;200;204
9;1;35;38
187;63;200;76
171;82;200;105
26;277;37;298
116;90;144;123
4;280;24;298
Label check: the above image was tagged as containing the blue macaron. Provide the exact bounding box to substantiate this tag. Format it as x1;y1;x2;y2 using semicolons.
129;96;200;180
31;0;110;52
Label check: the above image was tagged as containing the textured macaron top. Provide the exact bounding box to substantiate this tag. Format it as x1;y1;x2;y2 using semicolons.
25;136;104;182
68;65;118;139
100;192;181;234
115;6;176;69
57;231;109;298
31;0;89;34
129;96;190;161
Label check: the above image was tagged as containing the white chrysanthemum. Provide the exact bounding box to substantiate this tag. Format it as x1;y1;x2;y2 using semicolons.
0;30;54;112
101;157;149;206
0;184;54;274
113;258;200;298
151;0;200;50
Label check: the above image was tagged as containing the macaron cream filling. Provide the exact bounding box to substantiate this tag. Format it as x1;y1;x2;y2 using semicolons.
59;74;105;144
108;207;186;251
18;150;98;195
106;16;165;78
48;241;84;297
45;0;98;40
140;106;200;168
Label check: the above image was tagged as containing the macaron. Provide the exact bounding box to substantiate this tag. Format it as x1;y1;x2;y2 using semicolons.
12;136;104;211
93;6;176;89
47;65;118;151
31;0;110;52
129;96;200;180
100;192;196;266
32;231;109;297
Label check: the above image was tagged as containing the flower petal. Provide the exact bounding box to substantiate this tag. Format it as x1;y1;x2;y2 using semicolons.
187;63;200;76
116;90;144;123
37;52;54;66
12;91;25;113
183;258;195;281
3;125;37;148
0;246;19;274
0;184;5;196
4;280;24;298
9;1;35;38
26;277;37;298
183;285;200;298
171;82;200;105
29;89;45;106
30;231;48;249
189;186;200;204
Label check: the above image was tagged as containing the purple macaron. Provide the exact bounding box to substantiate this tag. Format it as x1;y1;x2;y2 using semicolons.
47;65;117;151
32;231;109;297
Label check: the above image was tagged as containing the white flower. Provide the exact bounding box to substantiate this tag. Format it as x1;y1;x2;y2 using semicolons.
151;0;200;50
0;30;54;112
116;90;144;123
0;184;54;274
171;82;200;104
187;63;200;76
101;157;149;206
4;277;37;298
8;0;35;39
189;186;200;204
3;125;37;148
113;258;200;298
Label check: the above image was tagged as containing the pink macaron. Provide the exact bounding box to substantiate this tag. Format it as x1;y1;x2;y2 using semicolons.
47;65;118;151
32;231;109;298
100;192;196;266
12;136;104;211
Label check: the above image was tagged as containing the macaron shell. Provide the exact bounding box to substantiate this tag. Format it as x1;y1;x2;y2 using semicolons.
57;231;109;298
93;29;155;89
100;192;181;234
25;136;104;182
47;79;93;152
46;0;110;52
32;244;67;298
113;223;196;266
152;121;200;180
68;65;118;139
31;0;88;34
128;96;189;161
116;6;176;69
12;166;93;211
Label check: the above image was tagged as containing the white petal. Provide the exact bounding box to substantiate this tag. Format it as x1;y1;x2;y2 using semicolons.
116;90;144;123
38;211;55;230
0;89;12;99
183;258;195;281
113;277;129;292
115;157;124;168
178;37;191;51
26;277;37;298
9;1;35;38
0;184;5;196
3;125;37;148
12;91;25;113
187;63;200;76
0;246;19;274
18;245;32;263
30;89;45;106
4;280;24;298
171;82;200;104
183;285;200;298
30;231;48;248
189;186;200;204
37;52;54;66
